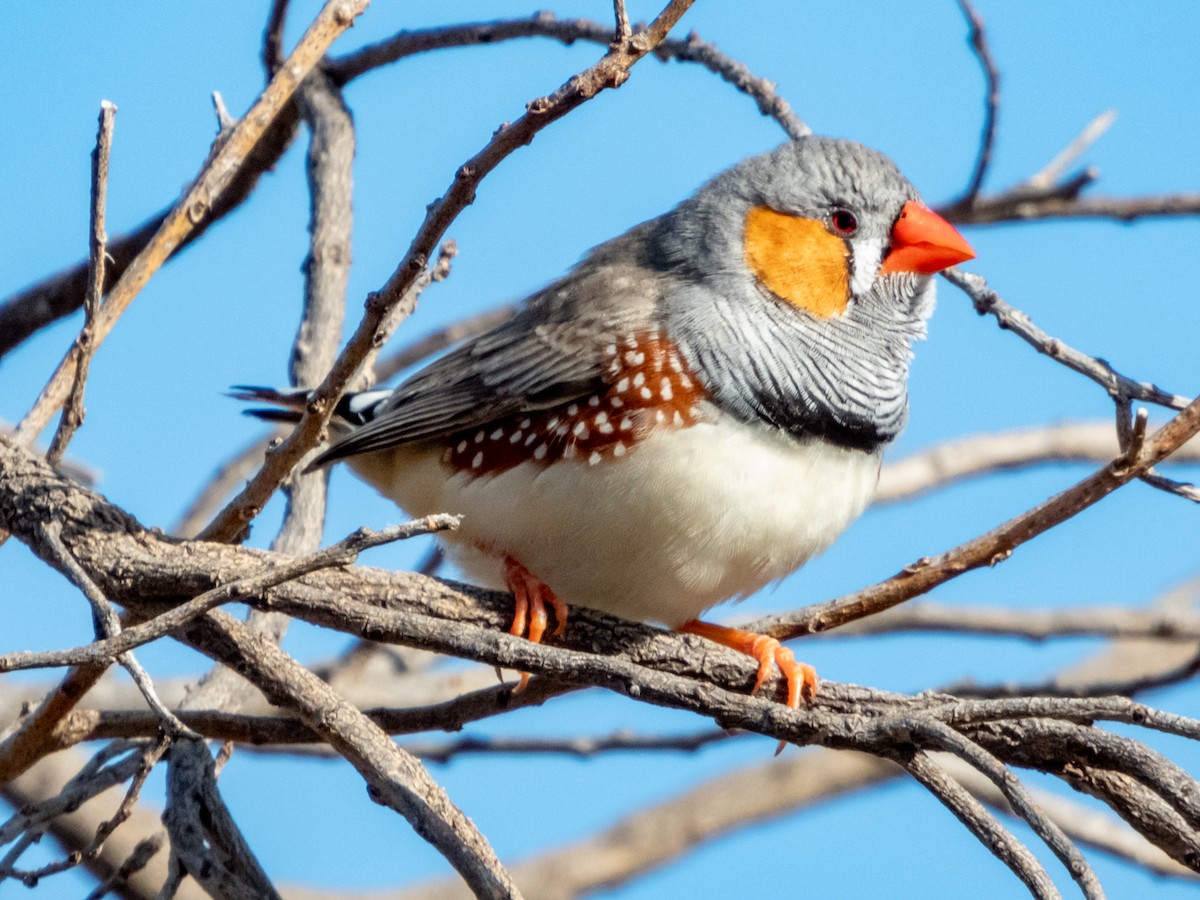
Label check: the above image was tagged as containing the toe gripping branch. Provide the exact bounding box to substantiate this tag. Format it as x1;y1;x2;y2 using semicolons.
681;619;818;749
503;557;568;691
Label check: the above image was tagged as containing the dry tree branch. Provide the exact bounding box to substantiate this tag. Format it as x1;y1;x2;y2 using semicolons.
12;0;368;444
944;269;1189;412
949;0;1000;210
46;101;115;468
904;750;1061;898
828;599;1200;642
4;435;1200;890
0;12;804;362
263;0;293;81
198;0;699;543
0;737;170;887
163;740;279;900
875;421;1200;504
753;390;1200;640
38;522;194;739
324;14;809;139
0;520;456;676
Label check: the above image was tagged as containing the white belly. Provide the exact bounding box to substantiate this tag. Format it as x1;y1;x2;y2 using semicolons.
348;416;880;627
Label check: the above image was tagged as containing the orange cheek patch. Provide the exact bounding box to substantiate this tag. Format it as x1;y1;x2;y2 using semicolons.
743;207;850;318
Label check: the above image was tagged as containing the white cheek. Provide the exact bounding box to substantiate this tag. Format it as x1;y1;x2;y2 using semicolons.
849;236;885;296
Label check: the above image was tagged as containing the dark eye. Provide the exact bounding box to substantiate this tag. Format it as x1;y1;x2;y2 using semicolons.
830;209;858;235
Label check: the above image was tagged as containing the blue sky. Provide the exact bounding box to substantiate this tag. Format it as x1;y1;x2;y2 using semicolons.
1;2;1198;897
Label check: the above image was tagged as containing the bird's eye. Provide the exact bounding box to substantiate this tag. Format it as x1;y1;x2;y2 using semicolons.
830;209;858;235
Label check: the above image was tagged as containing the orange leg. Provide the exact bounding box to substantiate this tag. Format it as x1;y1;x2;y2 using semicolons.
503;557;568;691
680;619;817;753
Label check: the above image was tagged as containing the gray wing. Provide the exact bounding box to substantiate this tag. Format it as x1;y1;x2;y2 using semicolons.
314;228;667;465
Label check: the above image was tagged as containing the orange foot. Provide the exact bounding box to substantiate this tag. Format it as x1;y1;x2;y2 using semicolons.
503;556;568;691
680;619;817;753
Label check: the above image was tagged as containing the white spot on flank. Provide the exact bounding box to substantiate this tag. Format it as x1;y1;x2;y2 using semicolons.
632;372;645;388
563;443;576;459
660;379;674;401
490;428;504;440
639;386;652;400
605;344;617;356
610;396;624;408
474;431;485;443
588;395;600;407
555;424;568;437
673;410;684;426
655;410;666;424
613;442;626;457
456;440;468;454
616;377;630;393
510;431;523;444
471;451;484;468
573;421;588;438
594;411;609;426
519;418;531;430
588;451;602;465
619;416;633;431
667;354;681;372
679;374;693;389
598;422;614;435
525;433;538;446
548;417;560;429
534;444;548;460
623;334;638;349
567;404;579;416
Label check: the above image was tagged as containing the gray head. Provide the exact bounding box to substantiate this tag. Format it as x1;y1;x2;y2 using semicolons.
647;136;975;451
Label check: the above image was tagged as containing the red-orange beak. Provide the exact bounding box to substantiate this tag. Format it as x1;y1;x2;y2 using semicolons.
880;201;976;274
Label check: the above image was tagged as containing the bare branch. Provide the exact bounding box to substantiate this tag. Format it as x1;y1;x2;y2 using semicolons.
46;101;115;467
950;0;1000;209
902;750;1060;898
163;740;280;899
0;519;456;676
948;190;1200;226
877;421;1200;504
945;268;1189;411
38;521;193;738
829;599;1200;642
262;0;292;81
1022;109;1117;193
12;0;368;445
326;15;809;139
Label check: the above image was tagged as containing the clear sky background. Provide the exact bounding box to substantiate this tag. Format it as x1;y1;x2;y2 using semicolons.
2;2;1198;897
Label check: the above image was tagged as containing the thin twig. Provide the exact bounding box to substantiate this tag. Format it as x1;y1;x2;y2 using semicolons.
262;0;292;81
903;750;1060;898
46;101;115;467
326;14;810;139
827;600;1200;643
0;518;459;675
752;391;1200;640
1022;109;1118;192
914;718;1104;898
38;522;195;739
12;0;368;445
945;269;1189;411
4;737;171;884
951;0;1000;209
613;0;631;42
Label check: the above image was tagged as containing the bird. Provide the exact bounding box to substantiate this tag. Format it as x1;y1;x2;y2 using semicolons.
237;135;975;711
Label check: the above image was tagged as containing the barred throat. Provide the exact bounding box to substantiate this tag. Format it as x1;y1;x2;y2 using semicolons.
443;331;707;475
673;278;931;453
